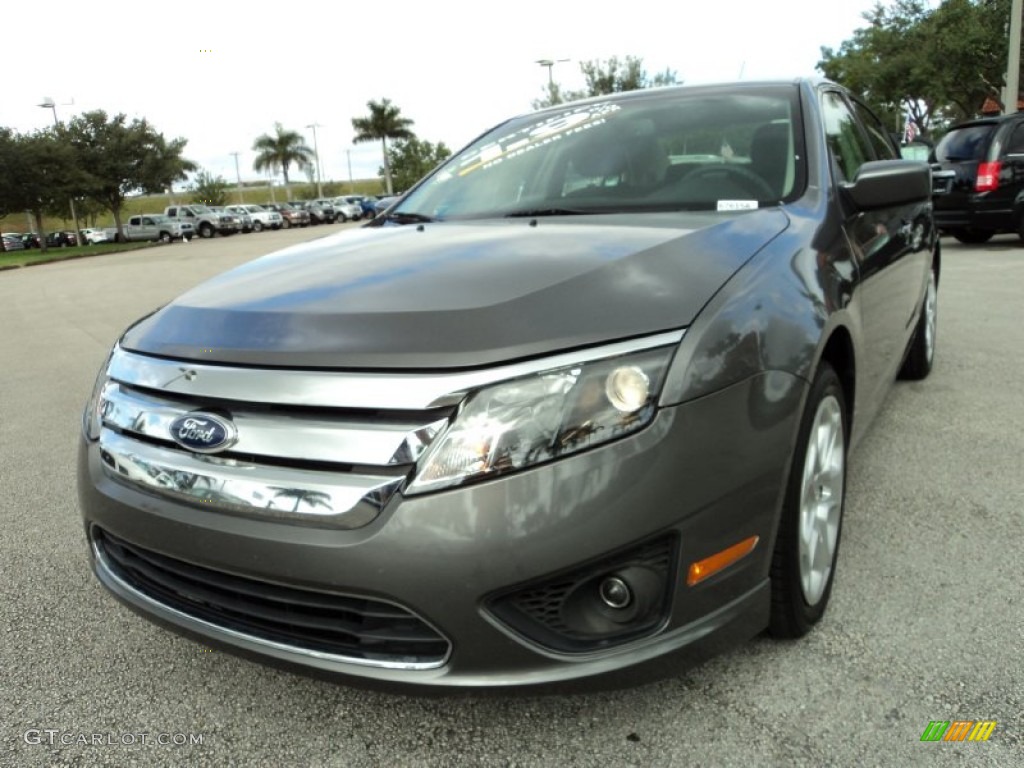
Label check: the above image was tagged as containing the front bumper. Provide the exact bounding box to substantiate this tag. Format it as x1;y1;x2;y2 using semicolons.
78;372;804;687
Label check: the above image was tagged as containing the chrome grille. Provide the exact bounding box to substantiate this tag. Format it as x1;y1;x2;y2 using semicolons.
96;348;453;529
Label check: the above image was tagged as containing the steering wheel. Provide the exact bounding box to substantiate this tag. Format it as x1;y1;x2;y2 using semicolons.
678;164;776;200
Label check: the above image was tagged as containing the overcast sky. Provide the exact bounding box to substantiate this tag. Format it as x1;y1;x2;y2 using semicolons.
4;0;885;190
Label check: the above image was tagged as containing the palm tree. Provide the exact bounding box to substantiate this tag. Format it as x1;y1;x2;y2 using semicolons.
351;99;415;195
251;123;314;201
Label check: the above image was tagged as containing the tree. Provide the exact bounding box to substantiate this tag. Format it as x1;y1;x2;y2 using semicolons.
533;56;680;108
251;123;314;200
65;111;195;241
0;128;82;253
381;137;452;193
189;170;231;207
818;0;1022;137
352;99;415;195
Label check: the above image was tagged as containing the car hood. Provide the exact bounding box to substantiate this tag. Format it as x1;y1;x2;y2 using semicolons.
121;211;788;369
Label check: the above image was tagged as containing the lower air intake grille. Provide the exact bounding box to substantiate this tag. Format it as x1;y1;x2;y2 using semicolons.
93;528;449;667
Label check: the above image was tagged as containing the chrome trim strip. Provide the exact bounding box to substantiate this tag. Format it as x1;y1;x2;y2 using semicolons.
98;429;402;529
107;331;685;410
91;537;450;670
101;383;447;466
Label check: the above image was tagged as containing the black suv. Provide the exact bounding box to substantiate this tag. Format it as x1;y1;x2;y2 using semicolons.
931;113;1024;243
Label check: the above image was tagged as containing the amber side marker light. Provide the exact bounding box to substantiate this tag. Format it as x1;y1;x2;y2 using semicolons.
687;536;759;587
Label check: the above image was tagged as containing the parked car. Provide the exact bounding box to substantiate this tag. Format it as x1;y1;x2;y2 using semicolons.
357;196;379;218
224;204;283;232
164;204;240;238
16;232;41;249
292;201;332;225
308;199;340;224
930;112;1024;243
263;202;310;228
45;231;78;247
211;206;253;233
329;197;363;222
106;215;194;243
373;195;398;216
78;79;938;688
1;234;25;251
79;228;110;244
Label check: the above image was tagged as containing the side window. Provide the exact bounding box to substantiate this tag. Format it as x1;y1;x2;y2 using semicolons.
166;207;176;217
851;98;898;160
1006;123;1024;155
821;91;873;181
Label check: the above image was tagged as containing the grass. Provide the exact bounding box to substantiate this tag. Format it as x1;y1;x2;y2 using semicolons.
0;179;386;235
0;240;154;270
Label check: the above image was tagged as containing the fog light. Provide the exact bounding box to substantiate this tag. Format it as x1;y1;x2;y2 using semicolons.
598;576;632;609
604;366;650;413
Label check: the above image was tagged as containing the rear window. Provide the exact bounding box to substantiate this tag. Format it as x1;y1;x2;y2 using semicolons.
934;125;994;162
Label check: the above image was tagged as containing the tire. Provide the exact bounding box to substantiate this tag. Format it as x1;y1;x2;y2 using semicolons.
282;218;292;229
951;228;993;244
159;232;172;244
198;223;214;239
253;221;263;232
899;266;937;380
337;213;348;223
769;363;847;639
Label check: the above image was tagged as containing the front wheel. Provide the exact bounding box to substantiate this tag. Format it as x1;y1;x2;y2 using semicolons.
899;266;937;380
198;223;214;239
281;218;292;229
159;232;172;244
253;221;263;232
769;363;847;639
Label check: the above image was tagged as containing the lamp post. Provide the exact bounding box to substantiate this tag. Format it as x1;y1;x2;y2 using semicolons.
346;149;354;193
230;152;244;203
38;97;83;244
536;58;569;87
1005;0;1022;114
306;123;324;198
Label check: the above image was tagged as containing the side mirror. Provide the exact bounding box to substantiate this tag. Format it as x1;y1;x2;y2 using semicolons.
842;160;931;210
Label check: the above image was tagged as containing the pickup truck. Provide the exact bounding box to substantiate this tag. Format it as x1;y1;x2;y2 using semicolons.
164;204;240;238
105;215;194;243
224;204;284;232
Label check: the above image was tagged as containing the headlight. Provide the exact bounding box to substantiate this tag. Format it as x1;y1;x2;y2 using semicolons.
83;347;115;440
406;346;676;494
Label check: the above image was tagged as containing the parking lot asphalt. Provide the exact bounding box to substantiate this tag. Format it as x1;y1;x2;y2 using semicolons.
1;227;1021;767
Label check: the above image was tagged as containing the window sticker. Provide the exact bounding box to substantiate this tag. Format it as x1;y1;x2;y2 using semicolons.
717;200;759;211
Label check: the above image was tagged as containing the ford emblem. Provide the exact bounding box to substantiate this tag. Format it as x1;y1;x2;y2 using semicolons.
168;413;238;454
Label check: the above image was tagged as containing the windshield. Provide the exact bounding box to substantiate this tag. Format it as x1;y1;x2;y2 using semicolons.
190;205;212;214
396;85;804;220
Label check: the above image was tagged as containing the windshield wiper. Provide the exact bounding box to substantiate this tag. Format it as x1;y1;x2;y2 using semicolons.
382;211;435;224
504;207;591;218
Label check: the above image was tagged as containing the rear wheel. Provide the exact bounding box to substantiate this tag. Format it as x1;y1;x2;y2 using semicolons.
951;228;994;244
899;266;938;380
770;363;847;639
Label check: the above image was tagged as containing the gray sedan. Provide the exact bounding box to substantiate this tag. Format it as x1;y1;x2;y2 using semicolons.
78;79;937;687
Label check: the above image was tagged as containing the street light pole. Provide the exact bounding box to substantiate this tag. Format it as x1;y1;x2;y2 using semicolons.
38;97;83;244
1006;0;1022;114
536;58;570;96
346;149;354;193
230;152;244;203
306;123;323;198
